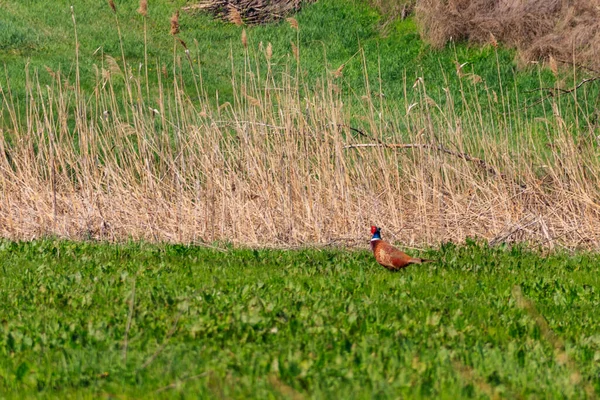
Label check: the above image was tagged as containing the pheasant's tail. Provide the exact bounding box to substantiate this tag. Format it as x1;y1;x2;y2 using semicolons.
410;258;435;264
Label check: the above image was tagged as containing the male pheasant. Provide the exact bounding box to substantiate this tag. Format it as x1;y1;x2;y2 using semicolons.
370;226;433;271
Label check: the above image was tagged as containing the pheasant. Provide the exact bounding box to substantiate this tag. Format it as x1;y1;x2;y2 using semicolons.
370;226;433;271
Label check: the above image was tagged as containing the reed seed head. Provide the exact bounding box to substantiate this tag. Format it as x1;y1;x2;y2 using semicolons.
286;17;299;30
333;64;344;78
138;0;148;17
489;32;498;48
549;55;558;77
170;11;180;35
108;0;116;13
228;5;243;26
241;29;248;48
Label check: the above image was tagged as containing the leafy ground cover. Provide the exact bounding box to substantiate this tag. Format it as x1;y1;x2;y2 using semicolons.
1;240;599;398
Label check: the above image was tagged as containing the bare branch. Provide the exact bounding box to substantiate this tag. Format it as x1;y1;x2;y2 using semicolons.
525;77;600;95
122;277;136;364
338;124;386;145
156;372;209;393
344;142;500;176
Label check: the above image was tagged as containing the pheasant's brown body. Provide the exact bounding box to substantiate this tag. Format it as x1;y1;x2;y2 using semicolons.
370;226;432;270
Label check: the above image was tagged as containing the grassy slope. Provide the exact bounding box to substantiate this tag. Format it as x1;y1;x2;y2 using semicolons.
1;240;599;398
0;0;556;110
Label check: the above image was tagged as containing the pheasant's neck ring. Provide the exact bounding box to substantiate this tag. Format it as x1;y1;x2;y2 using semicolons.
371;228;382;241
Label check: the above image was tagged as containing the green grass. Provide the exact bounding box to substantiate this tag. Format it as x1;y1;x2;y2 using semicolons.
0;0;579;115
1;240;599;398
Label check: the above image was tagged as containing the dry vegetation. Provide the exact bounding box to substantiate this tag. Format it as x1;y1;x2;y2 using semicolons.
416;0;600;70
1;4;600;249
183;0;317;25
2;53;600;249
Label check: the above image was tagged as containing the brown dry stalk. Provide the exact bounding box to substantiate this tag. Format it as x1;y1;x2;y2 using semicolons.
268;375;304;400
290;41;299;61
451;360;502;400
108;0;116;13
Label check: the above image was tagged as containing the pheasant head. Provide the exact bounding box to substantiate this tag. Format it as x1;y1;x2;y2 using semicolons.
370;225;381;250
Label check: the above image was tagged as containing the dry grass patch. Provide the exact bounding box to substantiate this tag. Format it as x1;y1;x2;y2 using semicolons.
182;0;317;25
416;0;600;70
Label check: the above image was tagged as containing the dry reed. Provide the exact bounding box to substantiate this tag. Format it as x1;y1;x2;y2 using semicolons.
1;31;600;249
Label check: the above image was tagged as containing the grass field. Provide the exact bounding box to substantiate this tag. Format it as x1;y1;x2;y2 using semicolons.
1;3;600;397
1;240;599;398
0;0;563;110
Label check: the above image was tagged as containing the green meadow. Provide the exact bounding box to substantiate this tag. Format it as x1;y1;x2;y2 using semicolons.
1;240;599;398
0;0;563;114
